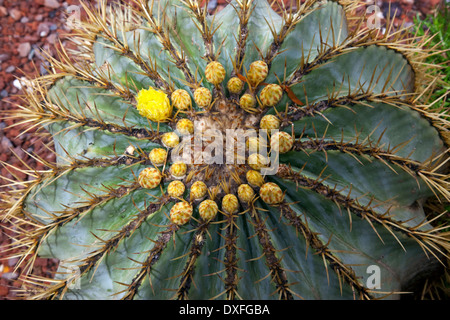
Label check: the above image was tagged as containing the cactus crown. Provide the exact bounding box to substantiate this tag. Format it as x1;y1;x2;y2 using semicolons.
1;0;450;300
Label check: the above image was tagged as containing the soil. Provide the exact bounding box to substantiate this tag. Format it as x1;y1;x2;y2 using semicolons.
0;0;445;300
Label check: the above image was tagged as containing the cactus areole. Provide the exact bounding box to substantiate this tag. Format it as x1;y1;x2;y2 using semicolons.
2;0;450;300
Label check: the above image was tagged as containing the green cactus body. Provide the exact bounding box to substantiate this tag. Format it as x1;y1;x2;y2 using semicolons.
3;0;450;300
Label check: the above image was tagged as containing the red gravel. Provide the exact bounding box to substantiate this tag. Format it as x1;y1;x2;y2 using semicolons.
0;0;444;300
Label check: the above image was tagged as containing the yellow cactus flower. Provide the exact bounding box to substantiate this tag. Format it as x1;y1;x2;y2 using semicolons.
136;87;172;122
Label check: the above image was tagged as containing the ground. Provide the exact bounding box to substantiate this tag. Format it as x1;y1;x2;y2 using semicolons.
0;0;445;300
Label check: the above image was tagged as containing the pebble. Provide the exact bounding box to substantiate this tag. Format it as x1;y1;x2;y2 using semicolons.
12;79;22;90
1;136;13;150
8;8;22;21
35;14;44;22
47;33;58;45
0;53;10;62
45;0;61;9
5;66;15;73
17;42;31;58
37;22;50;37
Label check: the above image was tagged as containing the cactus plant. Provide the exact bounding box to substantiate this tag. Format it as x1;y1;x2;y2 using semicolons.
1;0;450;300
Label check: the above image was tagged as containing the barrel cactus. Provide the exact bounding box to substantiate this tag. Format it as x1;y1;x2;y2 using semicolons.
2;0;450;300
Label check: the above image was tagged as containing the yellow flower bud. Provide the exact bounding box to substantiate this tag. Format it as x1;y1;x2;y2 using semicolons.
205;61;226;85
247;60;268;86
239;93;256;111
190;180;208;201
161;131;180;148
149;148;167;166
167;180;185;198
237;184;255;203
176;118;194;136
227;77;244;94
171;89;191;110
222;194;239;214
270;131;293;154
259;182;284;204
170;162;187;179
194;87;212;108
247;153;269;171
170;201;193;225
246;170;265;187
138;167;162;189
260;114;280;133
260;84;283;107
199;199;219;221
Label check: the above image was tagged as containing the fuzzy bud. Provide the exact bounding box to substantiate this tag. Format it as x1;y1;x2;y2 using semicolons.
190;180;208;201
260;84;283;107
227;77;244;94
199;199;218;221
239;93;256;111
205;61;226;85
149;148;168;166
161;132;180;148
237;184;255;203
167;180;185;198
246;170;265;187
170;162;187;179
259;182;284;204
260;114;280;133
176;118;194;136
171;89;191;110
270;131;293;154
247;153;269;171
170;201;193;225
247;60;269;86
194;87;212;108
138;167;162;189
222;194;239;214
